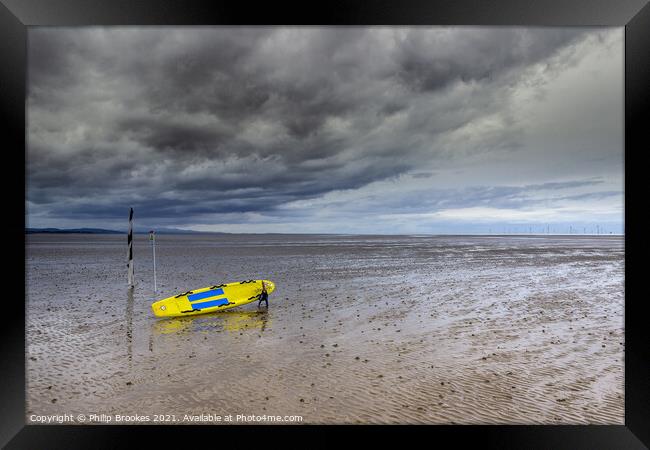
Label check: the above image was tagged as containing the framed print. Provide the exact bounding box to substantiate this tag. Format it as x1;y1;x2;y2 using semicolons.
1;0;649;447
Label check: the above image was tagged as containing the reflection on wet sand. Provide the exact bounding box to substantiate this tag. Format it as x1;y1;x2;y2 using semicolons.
151;309;271;336
126;287;134;364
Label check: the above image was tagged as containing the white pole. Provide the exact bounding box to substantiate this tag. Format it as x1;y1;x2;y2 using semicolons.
150;230;157;294
127;208;134;288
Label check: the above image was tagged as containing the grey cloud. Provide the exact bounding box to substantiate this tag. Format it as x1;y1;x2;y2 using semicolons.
557;191;621;202
116;117;231;155
394;28;585;92
293;180;611;216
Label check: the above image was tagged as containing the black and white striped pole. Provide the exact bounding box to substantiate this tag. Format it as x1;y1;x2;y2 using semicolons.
149;230;157;294
127;208;135;288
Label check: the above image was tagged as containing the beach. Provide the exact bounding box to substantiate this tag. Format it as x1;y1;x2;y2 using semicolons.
26;234;624;424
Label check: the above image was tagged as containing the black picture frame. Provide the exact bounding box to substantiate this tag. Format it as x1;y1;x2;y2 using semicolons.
2;0;648;447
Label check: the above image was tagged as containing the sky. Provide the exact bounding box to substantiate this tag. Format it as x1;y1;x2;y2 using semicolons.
27;27;624;234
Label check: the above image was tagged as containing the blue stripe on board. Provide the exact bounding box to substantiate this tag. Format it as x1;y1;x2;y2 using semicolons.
191;298;230;310
188;289;225;302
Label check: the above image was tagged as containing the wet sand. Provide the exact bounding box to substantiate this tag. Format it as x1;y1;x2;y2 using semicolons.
26;234;624;424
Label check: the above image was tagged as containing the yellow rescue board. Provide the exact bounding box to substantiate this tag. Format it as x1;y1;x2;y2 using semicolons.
151;279;275;318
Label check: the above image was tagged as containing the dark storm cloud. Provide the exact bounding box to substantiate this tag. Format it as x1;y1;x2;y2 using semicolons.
394;28;583;92
26;27;614;229
116;116;231;155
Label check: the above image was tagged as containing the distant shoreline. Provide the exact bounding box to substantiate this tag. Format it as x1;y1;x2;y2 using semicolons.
25;228;624;237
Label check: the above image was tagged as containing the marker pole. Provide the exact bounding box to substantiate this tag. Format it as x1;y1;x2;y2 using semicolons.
150;230;157;294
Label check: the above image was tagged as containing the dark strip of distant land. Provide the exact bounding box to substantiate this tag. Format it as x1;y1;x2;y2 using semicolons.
24;227;224;235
